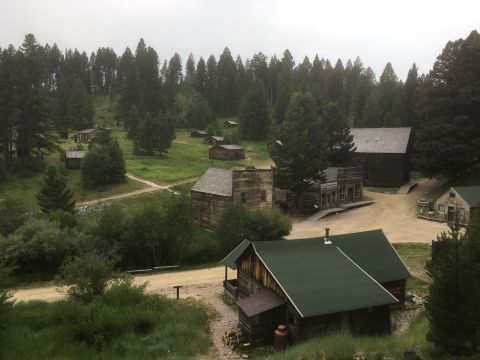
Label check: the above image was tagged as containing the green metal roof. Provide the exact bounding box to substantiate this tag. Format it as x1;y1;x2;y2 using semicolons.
220;229;409;318
453;186;480;208
253;242;397;317
220;240;251;269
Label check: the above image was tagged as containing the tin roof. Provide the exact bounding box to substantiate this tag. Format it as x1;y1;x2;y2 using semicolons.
77;128;98;134
218;145;244;150
453;186;480;208
65;151;85;159
221;229;409;318
350;127;412;154
236;289;285;317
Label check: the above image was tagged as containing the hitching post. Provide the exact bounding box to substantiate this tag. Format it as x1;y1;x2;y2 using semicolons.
173;285;182;299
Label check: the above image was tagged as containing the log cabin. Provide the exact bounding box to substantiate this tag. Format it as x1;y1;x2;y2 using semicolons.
221;229;410;344
191;167;273;229
73;128;102;143
191;130;208;138
209;144;245;161
224;120;239;128
204;135;224;146
350;127;413;187
64;151;85;169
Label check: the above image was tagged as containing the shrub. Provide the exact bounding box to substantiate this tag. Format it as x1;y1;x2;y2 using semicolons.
0;195;28;236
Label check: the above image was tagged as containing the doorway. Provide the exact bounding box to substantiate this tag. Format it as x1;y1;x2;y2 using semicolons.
347;187;354;202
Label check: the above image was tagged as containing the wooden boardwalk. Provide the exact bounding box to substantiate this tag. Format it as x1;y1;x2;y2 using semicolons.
306;200;376;221
398;181;418;194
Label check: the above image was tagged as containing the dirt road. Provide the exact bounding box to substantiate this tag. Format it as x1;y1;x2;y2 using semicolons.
13;266;227;302
77;173;185;207
289;178;449;243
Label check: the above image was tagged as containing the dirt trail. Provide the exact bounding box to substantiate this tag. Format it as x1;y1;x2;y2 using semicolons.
289;178;449;243
77;173;193;206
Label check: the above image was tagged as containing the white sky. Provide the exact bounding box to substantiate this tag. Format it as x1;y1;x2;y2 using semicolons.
0;0;478;80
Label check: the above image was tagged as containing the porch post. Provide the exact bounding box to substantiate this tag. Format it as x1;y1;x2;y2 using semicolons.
225;266;228;282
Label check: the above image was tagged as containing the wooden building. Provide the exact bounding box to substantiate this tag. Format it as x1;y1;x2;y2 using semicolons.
191;130;208;138
191;167;273;229
224;120;239;128
73;128;102;143
350;127;413;187
221;229;410;344
418;186;480;225
209;144;245;160
300;167;363;214
64;151;85;169
204;135;224;146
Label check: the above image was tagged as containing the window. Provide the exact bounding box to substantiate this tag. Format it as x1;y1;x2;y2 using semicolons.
339;186;346;201
355;183;361;198
260;190;267;202
241;192;247;203
438;204;445;213
449;192;456;198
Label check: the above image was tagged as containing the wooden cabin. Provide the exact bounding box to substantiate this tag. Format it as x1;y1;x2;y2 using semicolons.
418;186;480;225
191;167;273;229
64;151;85;169
350;128;413;187
204;135;224;146
191;130;208;138
73;128;102;143
221;229;410;344
224;120;239;128
300;167;364;214
209;144;245;161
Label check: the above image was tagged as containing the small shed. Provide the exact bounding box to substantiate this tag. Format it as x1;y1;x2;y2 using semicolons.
429;186;480;225
74;128;101;143
204;135;224;146
191;130;208;138
64;151;85;169
209;144;245;160
221;229;410;344
224;120;239;128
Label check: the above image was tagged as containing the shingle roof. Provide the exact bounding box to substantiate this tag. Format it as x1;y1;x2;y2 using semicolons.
219;144;244;150
191;167;233;197
350;127;412;154
225;120;239;125
221;229;409;317
453;186;480;208
192;130;208;135
77;128;98;134
207;136;224;142
65;151;85;159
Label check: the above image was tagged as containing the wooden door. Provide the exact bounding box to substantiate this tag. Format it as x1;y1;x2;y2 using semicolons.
347;187;354;202
447;206;455;222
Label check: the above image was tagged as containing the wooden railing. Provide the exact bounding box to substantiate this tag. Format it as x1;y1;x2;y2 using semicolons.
224;279;238;299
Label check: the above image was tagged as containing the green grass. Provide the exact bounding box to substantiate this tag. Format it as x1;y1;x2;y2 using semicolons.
264;312;430;360
394;243;431;298
0;283;211;360
112;126;272;183
0;156;145;210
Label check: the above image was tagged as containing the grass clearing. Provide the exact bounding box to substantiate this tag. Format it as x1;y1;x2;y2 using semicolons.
0;283;211;360
394;243;431;297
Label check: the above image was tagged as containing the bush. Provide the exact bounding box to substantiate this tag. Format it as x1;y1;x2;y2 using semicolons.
60;252;115;303
0;195;28;236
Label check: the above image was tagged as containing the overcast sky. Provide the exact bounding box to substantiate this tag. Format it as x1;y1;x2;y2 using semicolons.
1;0;478;80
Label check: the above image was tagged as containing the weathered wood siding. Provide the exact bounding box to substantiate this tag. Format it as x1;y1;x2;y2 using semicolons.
350;305;391;335
239;305;287;344
353;152;410;188
209;146;245;160
382;280;406;307
337;166;363;205
435;187;473;224
191;191;231;229
232;168;273;209
65;158;82;169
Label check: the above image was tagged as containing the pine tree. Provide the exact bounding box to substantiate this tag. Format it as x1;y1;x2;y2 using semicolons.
135;39;161;114
165;52;183;109
205;55;218;112
217;47;238;116
269;92;329;206
239;81;269;140
415;30;480;180
273;50;294;123
195;57;207;97
426;221;470;355
322;102;355;165
105;139;126;184
36;166;75;214
135;112;176;155
117;47;138;123
404;63;419;126
185;95;215;129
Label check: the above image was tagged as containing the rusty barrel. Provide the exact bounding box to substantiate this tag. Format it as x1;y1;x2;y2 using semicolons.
274;324;288;351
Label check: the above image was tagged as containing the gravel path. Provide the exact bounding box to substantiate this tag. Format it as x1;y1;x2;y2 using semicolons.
289;178;449;243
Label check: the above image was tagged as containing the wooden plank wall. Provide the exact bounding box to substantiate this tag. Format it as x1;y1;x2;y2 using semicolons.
382;279;406;306
191;191;231;229
350;305;391;335
232;168;273;209
353;153;409;187
209;147;245;160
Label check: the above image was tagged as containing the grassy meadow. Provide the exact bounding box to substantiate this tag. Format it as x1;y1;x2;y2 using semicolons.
0;284;212;360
